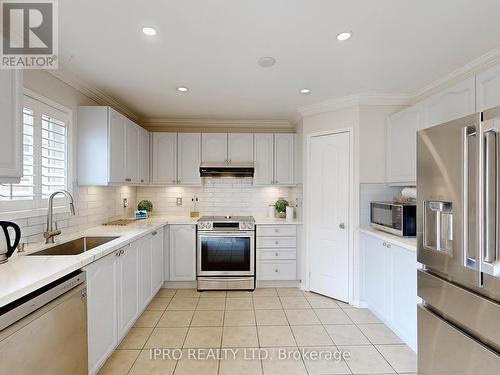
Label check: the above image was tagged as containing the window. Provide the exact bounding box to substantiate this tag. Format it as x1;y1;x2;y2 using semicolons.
0;94;71;211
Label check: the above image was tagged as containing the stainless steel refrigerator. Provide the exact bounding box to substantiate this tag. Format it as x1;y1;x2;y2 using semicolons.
417;107;500;373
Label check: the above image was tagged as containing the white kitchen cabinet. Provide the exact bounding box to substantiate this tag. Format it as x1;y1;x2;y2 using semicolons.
78;106;150;186
177;133;202;185
0;70;23;183
202;133;227;162
274;134;295;185
254;134;274;185
256;225;297;281
386;106;422;185
420;76;476;129
138;236;153;310
139;128;150;184
84;250;119;375
362;234;389;318
151;228;165;292
169;225;196;281
228;133;254;162
152;132;177;185
117;242;139;341
476;62;500;111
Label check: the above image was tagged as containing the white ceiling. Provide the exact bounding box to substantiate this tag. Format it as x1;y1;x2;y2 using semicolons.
59;0;500;121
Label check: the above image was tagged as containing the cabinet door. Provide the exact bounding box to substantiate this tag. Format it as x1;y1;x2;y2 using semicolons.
108;109;126;184
138;236;153;311
253;134;274;185
0;71;22;183
117;243;139;341
202;133;227;162
178;133;201;185
274;134;295;185
138;129;149;184
362;234;388;318
421;76;476;129
386;106;422;184
151;228;164;293
477;62;500;111
84;251;118;375
228;133;253;162
125;120;140;183
169;225;196;281
152;133;177;185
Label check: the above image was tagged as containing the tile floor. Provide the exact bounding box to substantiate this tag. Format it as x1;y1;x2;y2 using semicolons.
99;288;416;375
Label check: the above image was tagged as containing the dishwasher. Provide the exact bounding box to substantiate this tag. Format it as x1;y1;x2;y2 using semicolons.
0;271;88;375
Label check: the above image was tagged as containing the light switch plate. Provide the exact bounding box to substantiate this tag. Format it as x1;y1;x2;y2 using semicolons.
123;198;128;208
176;197;182;206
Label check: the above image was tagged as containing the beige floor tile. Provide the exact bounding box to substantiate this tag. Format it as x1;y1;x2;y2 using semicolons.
336;300;352;309
261;347;307;375
285;309;321;325
255;309;288;325
224;310;256;326
222;326;259;347
358;324;403;345
134;310;163;328
376;344;416;373
155;289;177;298
291;325;334;346
183;327;223;348
343;308;381;324
144;327;188;349
191;310;224;327
174;350;219;375
314;309;353;325
300;346;352;375
252;288;277;297
258;325;296;346
157;310;194;327
280;296;311;309
129;349;177;375
196;297;226;310
199;290;227;298
339;345;394;374
167;297;199;310
306;296;340;309
146;297;172;311
98;349;140;375
324;324;370;345
277;288;304;297
225;297;254;310
118;327;153;349
219;348;263;375
227;290;254;298
253;296;282;309
175;289;201;298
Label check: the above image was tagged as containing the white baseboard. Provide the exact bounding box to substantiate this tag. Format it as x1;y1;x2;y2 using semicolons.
256;280;301;288
163;281;197;289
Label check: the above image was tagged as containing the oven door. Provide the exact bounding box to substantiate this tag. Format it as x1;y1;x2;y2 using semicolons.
197;231;255;276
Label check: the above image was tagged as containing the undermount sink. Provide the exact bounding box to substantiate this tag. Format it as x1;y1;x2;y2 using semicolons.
28;236;120;256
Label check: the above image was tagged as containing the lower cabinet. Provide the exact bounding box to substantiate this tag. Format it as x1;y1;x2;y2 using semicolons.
84;228;165;375
169;225;196;281
361;232;421;351
256;225;297;281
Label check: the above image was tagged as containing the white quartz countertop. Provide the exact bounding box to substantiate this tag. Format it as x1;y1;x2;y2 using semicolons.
359;226;417;252
254;217;302;225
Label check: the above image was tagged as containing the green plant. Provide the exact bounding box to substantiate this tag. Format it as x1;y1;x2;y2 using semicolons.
275;198;289;213
137;200;153;212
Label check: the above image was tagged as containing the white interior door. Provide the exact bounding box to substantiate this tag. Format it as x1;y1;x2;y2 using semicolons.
308;131;350;302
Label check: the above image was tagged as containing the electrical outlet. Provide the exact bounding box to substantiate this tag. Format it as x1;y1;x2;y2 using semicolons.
176;197;182;206
123;198;128;208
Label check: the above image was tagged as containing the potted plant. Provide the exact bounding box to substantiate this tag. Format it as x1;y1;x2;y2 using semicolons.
274;198;289;219
137;200;153;213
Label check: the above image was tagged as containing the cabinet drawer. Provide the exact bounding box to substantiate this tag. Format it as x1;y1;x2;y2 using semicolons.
257;260;297;280
257;237;296;248
257;225;296;237
257;249;296;260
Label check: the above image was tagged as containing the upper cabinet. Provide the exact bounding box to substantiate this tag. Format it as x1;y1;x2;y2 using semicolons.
78;106;149;186
254;133;296;186
0;71;23;183
476;63;500;111
202;133;254;163
177;133;202;185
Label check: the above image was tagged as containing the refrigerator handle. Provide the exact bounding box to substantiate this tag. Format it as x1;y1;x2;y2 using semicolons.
463;125;476;268
478;120;485;287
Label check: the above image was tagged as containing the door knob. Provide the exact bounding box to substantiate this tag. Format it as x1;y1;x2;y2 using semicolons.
339;223;345;229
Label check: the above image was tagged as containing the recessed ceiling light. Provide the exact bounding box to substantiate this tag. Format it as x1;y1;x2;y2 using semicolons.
142;27;157;36
336;31;352;41
176;86;189;93
258;57;276;68
300;88;311;94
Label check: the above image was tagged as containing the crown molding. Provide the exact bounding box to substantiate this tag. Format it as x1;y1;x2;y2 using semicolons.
47;64;139;121
141;118;293;132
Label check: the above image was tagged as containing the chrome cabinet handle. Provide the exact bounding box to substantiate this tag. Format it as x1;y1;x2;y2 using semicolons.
275;269;279;273
386;243;391;249
382;242;387;247
125;178;131;182
339;223;345;229
172;180;176;184
275;229;279;233
152;231;157;236
275;252;279;256
275;180;279;184
275;241;279;245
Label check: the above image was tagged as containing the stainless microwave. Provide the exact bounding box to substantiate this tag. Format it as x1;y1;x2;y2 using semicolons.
370;201;416;237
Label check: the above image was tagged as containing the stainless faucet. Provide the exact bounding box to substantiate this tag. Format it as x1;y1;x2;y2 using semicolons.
44;190;76;244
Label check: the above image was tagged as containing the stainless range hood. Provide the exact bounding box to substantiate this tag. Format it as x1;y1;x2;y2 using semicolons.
199;162;254;178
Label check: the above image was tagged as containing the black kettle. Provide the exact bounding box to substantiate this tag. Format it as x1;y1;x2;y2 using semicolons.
0;221;21;264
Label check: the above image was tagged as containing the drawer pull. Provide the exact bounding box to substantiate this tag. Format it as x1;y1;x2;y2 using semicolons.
275;229;279;233
275;252;279;256
275;241;279;245
152;231;157;236
275;269;279;273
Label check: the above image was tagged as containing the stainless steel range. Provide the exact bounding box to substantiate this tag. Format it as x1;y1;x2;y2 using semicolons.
197;216;255;291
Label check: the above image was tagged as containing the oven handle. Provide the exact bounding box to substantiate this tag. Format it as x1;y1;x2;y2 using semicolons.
198;231;255;237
